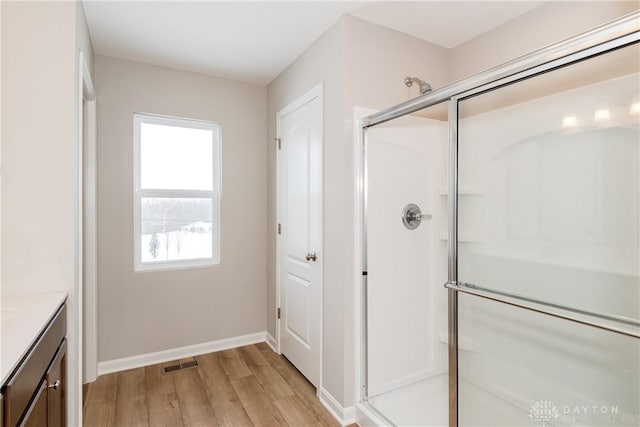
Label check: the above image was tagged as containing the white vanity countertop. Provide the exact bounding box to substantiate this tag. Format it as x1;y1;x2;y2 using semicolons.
1;292;67;385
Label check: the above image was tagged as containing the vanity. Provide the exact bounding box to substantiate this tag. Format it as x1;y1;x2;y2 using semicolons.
1;293;67;427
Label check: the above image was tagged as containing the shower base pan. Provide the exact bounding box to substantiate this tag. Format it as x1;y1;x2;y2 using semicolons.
368;373;448;426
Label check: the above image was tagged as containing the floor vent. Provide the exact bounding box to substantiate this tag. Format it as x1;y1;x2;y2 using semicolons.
181;360;199;369
163;360;199;374
163;364;182;374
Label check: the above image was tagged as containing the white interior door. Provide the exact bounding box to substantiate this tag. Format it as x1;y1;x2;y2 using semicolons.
277;84;322;387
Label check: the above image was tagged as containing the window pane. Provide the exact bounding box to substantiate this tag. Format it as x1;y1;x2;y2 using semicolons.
141;122;214;190
140;197;216;263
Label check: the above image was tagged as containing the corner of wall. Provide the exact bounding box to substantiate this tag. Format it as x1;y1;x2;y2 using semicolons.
343;14;450;111
76;0;95;75
319;386;356;426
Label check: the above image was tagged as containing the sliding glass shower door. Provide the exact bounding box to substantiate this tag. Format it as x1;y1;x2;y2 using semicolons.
455;41;640;426
359;13;639;427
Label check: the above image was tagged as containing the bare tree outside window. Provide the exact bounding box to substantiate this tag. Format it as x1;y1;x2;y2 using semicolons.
149;232;160;259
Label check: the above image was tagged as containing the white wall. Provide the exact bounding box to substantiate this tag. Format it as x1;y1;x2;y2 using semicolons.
1;1;94;425
0;2;3;294
449;1;639;82
267;17;347;403
345;15;450;111
2;1;77;294
95;56;267;362
267;15;450;410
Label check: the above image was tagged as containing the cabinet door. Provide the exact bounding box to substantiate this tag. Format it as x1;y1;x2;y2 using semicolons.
46;340;66;427
20;382;46;427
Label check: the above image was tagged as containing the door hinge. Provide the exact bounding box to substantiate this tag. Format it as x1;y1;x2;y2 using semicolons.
277;307;281;319
277;223;282;235
275;137;281;150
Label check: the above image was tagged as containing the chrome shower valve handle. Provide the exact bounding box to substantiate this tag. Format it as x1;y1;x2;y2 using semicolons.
402;203;431;230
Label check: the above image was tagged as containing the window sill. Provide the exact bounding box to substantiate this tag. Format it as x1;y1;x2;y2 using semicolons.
134;259;221;273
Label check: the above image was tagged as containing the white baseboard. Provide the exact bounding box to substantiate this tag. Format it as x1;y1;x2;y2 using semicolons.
265;331;277;352
97;331;266;376
319;387;356;426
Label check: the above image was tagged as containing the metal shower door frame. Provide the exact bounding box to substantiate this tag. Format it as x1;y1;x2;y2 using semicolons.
358;11;640;427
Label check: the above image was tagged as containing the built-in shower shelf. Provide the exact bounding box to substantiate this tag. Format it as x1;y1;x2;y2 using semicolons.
438;186;483;196
439;231;483;242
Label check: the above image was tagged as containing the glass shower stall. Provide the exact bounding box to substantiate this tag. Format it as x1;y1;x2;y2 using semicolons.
357;12;640;427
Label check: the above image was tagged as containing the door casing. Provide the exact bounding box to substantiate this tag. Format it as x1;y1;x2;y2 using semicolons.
78;51;98;387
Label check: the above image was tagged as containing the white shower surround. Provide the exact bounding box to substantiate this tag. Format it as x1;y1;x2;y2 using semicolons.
357;71;639;426
457;71;640;425
363;111;450;425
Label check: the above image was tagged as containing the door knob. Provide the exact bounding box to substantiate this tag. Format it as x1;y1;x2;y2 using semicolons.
48;380;61;390
305;252;317;262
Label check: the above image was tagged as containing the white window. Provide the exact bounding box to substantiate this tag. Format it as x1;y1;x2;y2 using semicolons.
133;113;221;271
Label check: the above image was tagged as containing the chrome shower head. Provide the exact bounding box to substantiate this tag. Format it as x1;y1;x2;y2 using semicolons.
404;76;433;95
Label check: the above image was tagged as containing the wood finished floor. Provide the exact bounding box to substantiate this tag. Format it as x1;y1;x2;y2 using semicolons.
83;343;351;427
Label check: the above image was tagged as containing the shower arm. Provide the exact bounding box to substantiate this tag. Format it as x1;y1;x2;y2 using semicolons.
404;76;433;95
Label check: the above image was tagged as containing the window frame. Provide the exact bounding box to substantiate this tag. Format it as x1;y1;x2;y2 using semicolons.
133;113;222;272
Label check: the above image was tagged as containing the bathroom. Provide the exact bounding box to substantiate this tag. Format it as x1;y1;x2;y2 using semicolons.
0;1;638;426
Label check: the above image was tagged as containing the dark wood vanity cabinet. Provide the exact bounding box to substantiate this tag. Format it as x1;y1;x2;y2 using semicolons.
2;304;66;427
21;383;46;427
45;341;66;427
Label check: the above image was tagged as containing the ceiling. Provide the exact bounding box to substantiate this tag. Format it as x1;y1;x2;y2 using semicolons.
82;1;545;85
350;1;544;49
